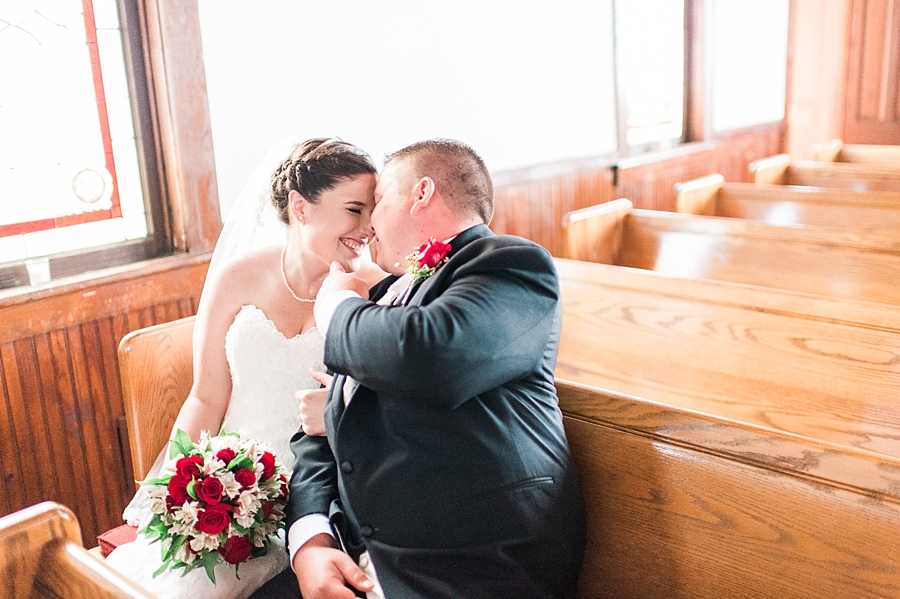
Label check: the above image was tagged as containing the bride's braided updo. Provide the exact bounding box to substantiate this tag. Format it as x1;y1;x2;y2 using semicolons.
270;138;377;224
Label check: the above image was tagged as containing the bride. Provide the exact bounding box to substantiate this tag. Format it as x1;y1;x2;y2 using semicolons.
105;137;386;599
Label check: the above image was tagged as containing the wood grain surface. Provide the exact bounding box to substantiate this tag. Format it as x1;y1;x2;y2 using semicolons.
555;260;900;463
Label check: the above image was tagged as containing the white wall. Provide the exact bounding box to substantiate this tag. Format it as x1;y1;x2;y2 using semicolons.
197;1;618;219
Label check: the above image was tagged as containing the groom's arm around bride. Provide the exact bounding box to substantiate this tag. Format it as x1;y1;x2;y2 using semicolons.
287;139;586;599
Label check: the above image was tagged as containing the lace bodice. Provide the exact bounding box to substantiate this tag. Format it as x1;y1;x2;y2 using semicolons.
222;305;325;469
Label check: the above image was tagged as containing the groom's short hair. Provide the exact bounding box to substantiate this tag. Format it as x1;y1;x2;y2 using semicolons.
386;139;494;225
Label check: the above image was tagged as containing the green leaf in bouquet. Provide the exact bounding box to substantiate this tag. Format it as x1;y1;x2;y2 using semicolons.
139;475;173;486
152;561;170;579
169;429;195;459
187;478;199;501
232;521;250;535
200;550;219;584
167;535;186;561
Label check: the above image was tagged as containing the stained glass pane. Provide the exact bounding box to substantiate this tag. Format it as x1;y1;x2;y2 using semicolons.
0;0;146;264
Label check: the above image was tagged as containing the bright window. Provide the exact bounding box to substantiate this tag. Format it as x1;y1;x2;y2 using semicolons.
614;0;686;150
0;0;148;280
708;0;790;132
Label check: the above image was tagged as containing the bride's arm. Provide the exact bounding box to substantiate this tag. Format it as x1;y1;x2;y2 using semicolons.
170;256;249;443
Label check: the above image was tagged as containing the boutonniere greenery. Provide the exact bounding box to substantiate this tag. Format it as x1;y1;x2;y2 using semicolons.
406;237;452;283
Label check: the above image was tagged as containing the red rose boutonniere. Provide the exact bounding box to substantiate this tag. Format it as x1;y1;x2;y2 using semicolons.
406;237;451;283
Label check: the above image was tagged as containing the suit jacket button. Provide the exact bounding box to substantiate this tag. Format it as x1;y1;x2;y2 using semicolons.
359;525;374;538
340;461;353;473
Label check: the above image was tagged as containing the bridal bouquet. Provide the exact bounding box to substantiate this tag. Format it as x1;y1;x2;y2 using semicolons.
137;429;290;583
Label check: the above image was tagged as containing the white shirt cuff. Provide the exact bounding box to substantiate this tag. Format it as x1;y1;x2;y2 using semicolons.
287;514;334;568
315;290;361;337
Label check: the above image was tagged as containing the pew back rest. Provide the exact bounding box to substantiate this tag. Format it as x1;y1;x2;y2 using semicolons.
813;139;900;167
118;316;195;483
749;154;900;192
561;198;632;262
0;502;153;598
675;175;900;235
563;198;900;303
557;380;900;599
673;173;724;215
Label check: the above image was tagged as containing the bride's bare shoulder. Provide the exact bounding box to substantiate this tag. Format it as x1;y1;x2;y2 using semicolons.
207;246;281;291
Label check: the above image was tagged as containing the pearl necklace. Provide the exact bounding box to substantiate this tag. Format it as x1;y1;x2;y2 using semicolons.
280;246;316;303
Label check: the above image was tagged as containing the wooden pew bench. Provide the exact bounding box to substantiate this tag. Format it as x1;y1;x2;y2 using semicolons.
559;380;900;599
749;153;900;192
675;173;900;235
561;198;900;304
555;258;900;467
116;290;900;597
0;501;153;598
813;138;900;168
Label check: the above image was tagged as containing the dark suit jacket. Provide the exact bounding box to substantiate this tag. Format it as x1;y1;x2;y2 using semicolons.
287;225;585;599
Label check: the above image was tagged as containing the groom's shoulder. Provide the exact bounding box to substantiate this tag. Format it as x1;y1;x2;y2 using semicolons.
459;232;554;266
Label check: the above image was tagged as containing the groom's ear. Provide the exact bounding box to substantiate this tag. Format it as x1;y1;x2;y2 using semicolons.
409;177;435;216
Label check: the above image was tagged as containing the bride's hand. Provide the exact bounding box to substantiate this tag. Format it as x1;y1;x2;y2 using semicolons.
297;370;332;436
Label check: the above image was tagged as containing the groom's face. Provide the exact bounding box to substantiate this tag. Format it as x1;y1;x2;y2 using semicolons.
372;159;418;275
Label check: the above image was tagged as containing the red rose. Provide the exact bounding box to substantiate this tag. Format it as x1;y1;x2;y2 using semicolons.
415;237;451;269
234;468;256;489
195;503;232;535
261;501;275;520
167;474;191;505
218;535;254;564
216;448;236;465
195;476;224;505
176;455;204;479
259;452;276;481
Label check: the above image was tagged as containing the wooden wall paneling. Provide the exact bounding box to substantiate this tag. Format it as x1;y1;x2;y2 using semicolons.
492;159;616;256
72;321;129;531
13;338;58;508
615;143;720;211
712;123;785;182
38;331;95;537
0;344;25;515
1;343;38;510
0;256;209;543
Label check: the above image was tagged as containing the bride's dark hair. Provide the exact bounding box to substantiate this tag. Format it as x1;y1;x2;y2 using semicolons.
270;138;376;224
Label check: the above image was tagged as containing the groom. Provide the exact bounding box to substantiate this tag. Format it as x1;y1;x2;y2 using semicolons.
287;139;584;598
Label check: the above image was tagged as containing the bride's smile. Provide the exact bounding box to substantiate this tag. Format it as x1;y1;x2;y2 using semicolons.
291;172;377;273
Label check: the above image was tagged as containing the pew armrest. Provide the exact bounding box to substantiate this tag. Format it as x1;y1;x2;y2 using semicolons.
562;198;632;263
812;138;843;162
748;153;791;184
0;502;153;598
674;174;724;215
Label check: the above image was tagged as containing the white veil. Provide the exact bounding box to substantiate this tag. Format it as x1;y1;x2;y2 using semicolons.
204;136;307;286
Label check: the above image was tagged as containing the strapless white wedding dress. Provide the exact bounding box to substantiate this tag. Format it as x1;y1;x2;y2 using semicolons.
105;305;325;599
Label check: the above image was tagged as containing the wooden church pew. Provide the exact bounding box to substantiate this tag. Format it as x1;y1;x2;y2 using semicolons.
561;198;900;304
0;501;153;598
555;258;900;469
119;316;195;483
558;381;900;599
749;153;900;192
111;282;900;598
813;138;900;168
674;174;900;235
